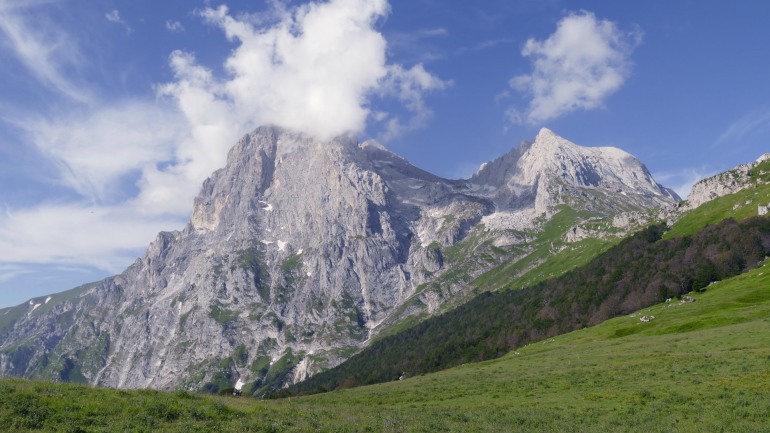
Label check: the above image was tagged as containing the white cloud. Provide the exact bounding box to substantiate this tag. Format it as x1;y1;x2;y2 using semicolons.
146;0;448;213
19;101;186;204
176;0;448;141
192;1;390;140
0;4;92;103
0;0;449;275
165;20;185;32
378;64;450;140
0;203;183;272
507;11;641;124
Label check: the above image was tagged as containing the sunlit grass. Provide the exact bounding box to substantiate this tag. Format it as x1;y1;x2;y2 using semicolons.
666;182;770;239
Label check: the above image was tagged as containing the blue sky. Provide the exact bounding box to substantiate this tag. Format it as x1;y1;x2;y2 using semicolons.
0;0;769;308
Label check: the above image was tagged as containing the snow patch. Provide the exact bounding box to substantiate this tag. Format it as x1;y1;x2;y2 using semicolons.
297;249;303;255
261;240;274;245
45;297;52;304
28;303;41;315
234;378;245;391
277;240;287;251
258;200;274;212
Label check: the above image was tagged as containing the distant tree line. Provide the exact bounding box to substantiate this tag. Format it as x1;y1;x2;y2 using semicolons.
278;216;770;397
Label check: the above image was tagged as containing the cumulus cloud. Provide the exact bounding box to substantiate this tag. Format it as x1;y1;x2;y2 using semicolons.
147;0;448;213
0;0;449;282
379;64;450;140
181;1;388;140
507;11;641;124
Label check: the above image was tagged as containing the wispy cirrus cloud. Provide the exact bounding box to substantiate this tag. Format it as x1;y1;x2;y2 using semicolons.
506;11;641;124
717;110;770;145
0;2;93;103
0;203;181;272
16;101;186;204
0;264;33;284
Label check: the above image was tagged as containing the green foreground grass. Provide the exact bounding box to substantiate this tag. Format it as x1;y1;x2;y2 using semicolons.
3;262;770;432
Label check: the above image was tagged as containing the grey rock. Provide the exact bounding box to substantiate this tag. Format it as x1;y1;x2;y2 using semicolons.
0;126;678;392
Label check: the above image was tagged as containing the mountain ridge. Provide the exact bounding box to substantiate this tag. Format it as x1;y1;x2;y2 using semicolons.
0;125;678;393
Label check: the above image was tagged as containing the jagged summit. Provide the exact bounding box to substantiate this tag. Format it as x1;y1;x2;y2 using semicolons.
471;128;678;222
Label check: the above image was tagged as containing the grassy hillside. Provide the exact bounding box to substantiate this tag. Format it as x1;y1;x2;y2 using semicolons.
666;171;770;239
2;259;769;432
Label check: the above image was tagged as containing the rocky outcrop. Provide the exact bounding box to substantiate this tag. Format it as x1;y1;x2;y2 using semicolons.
0;126;678;393
683;153;770;211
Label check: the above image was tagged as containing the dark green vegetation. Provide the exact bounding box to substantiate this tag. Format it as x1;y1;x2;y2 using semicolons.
284;216;770;396
2;261;770;431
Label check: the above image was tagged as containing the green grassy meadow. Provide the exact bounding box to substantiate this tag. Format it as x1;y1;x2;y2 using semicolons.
666;180;770;239
3;259;770;432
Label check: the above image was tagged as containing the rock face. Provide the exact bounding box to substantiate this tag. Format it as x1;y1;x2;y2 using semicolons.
0;126;677;392
683;153;770;211
472;128;677;231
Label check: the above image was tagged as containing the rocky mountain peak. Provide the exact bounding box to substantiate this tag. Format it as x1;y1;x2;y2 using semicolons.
0;125;679;394
471;129;678;220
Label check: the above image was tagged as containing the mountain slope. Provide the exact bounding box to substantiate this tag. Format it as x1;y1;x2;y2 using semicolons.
666;155;770;239
3;255;770;432
0;126;677;393
283;214;770;395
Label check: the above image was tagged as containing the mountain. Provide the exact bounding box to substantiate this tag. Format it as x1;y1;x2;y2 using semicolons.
472;128;677;218
0;126;677;393
283;215;770;396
